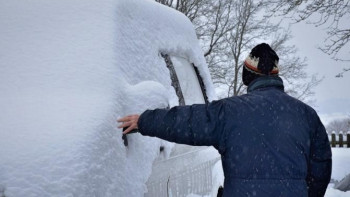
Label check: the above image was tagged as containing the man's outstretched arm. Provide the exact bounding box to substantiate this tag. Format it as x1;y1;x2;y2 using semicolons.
118;100;226;150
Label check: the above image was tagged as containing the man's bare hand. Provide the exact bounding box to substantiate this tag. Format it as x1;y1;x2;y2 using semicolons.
117;114;140;134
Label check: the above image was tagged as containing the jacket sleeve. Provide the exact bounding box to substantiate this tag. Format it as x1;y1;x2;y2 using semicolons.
307;116;332;197
137;100;226;150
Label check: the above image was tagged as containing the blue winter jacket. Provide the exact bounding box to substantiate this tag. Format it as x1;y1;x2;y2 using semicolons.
138;76;332;197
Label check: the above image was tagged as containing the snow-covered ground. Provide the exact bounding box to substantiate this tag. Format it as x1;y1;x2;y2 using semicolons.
325;148;350;197
326;188;350;197
330;148;350;182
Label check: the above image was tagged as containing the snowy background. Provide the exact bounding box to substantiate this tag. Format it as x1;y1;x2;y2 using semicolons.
288;18;350;125
0;0;349;196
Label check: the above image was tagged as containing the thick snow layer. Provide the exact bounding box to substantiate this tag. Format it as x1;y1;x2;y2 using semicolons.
324;148;350;196
325;187;350;197
116;0;215;101
0;0;215;196
331;148;350;181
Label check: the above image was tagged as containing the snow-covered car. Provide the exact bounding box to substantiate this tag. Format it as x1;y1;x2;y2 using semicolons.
0;0;222;196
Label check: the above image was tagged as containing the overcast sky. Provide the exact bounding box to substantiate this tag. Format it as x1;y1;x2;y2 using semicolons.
287;20;350;125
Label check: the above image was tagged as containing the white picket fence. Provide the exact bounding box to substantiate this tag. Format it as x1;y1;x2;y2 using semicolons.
145;147;221;197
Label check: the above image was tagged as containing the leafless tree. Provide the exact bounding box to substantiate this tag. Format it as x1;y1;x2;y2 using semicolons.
335;68;350;78
155;0;204;21
155;0;235;58
155;0;322;104
209;0;270;97
267;0;350;75
326;117;350;134
270;31;322;104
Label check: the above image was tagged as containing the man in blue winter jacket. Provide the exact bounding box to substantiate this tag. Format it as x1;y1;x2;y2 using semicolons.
118;43;332;197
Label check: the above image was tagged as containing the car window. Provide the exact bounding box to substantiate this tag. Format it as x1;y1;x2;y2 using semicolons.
170;56;207;105
161;53;208;105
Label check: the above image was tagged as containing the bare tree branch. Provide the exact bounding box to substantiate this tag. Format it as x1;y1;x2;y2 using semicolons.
267;0;350;76
156;0;321;103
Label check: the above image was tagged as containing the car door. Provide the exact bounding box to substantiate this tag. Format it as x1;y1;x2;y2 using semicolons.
145;53;221;197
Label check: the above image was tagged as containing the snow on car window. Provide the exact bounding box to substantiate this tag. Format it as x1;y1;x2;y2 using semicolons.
170;56;205;105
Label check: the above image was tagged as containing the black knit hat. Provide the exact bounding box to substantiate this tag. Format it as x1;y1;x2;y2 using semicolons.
242;43;279;86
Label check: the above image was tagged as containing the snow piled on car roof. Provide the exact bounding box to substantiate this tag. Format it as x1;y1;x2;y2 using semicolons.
116;0;215;100
0;0;215;196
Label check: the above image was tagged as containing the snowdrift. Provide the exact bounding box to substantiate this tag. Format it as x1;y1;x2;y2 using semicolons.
0;0;215;196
